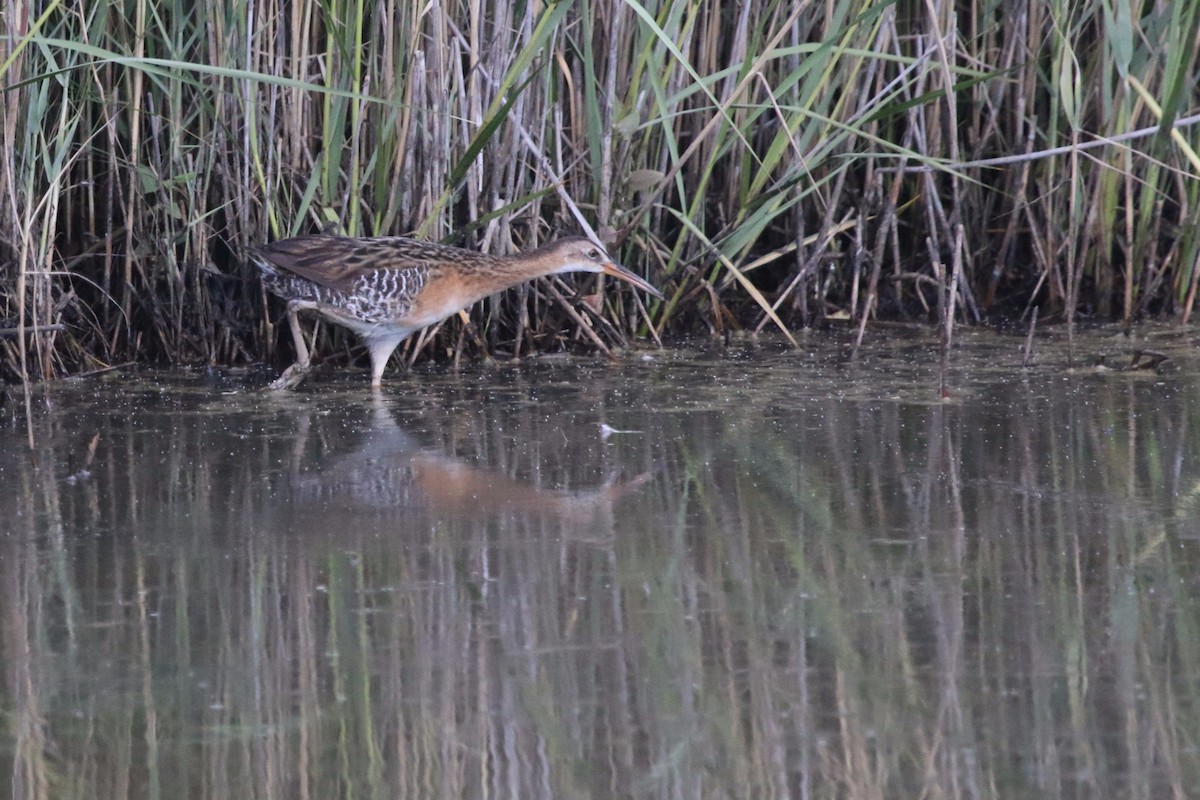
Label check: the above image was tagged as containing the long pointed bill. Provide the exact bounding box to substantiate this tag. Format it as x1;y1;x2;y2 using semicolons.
601;260;665;300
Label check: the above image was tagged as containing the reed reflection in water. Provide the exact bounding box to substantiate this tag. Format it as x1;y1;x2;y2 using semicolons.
3;336;1200;799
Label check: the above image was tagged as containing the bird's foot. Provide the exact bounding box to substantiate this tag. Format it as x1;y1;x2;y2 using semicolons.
265;362;312;391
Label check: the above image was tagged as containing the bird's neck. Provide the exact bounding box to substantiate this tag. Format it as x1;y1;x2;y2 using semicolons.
464;250;570;297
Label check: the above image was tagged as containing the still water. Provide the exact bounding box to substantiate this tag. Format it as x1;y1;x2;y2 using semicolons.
3;327;1200;799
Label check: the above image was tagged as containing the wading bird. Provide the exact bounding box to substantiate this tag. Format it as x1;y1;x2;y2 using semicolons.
252;235;663;390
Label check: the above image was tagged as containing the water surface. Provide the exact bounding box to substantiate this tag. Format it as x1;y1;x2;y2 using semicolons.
4;327;1200;799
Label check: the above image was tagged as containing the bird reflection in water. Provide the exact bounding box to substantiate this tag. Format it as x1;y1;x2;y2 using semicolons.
277;399;652;532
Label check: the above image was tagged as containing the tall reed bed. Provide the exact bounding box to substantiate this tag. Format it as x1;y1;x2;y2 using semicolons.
1;0;1198;384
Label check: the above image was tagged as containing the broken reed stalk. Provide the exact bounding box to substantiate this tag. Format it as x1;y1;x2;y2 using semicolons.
1022;306;1038;368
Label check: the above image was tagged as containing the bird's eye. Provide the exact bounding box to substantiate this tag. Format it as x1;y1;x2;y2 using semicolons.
587;249;601;259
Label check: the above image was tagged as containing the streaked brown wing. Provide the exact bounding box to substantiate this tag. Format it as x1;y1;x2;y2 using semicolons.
254;236;469;293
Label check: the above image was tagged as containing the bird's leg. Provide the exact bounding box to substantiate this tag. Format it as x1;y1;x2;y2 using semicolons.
365;332;410;389
266;301;315;391
288;303;311;368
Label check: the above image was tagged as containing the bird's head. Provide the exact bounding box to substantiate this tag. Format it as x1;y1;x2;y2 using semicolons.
542;237;664;300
